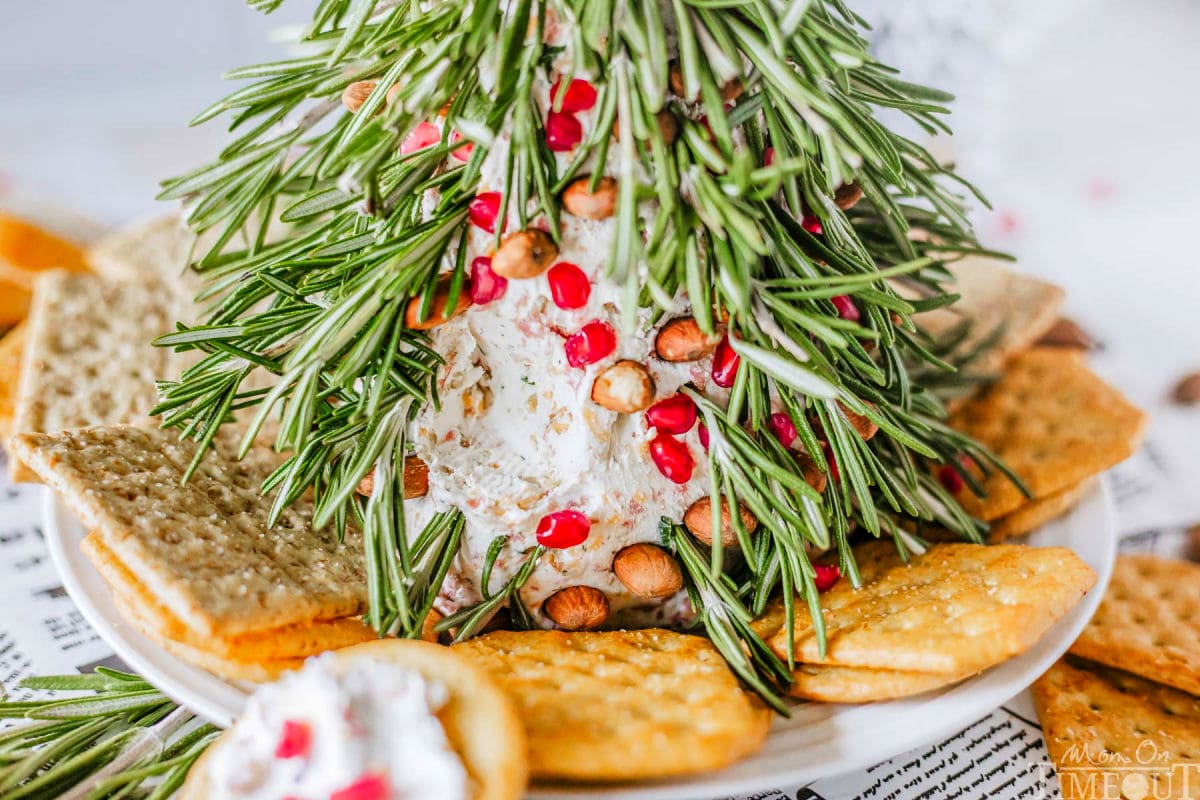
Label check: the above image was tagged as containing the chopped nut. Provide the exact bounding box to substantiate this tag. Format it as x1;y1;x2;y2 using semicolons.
491;229;559;279
1173;372;1200;406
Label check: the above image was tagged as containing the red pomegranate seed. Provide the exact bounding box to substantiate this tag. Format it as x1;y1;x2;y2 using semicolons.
564;320;616;368
802;214;823;235
547;262;591;309
649;433;694;484
645;394;697;434
536;510;591;549
763;147;776;167
545;111;584;152
468;192;502;233
814;564;840;592
831;294;860;322
711;335;740;388
822;441;840;483
450;130;473;162
938;464;965;494
274;720;312;760
470;256;507;305
400;121;440;155
331;773;391;800
550;78;597;112
697;423;710;451
767;413;797;448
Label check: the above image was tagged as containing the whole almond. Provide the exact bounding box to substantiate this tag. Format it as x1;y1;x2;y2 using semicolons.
405;275;472;330
719;78;744;102
684;495;757;548
341;80;378;113
834;182;863;210
421;608;443;643
356;455;430;498
654;317;721;362
1173;372;1200;406
613;543;683;598
793;451;828;494
1037;318;1097;350
543;586;609;630
591;360;656;413
491;229;559;279
839;402;878;441
562;176;618;220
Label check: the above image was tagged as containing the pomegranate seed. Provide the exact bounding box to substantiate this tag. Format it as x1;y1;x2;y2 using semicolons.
470;256;507;305
649;433;694;484
814;564;840;592
274;720;312;759
711;335;739;388
763;147;775;167
767;413;797;448
545;111;584;152
831;295;860;322
822;441;840;483
697;423;710;451
550;78;597;112
331;773;391;800
564;321;616;368
536;510;591;549
645;394;697;434
450;130;473;162
802;214;823;235
938;464;965;494
400;121;440;155
469;192;502;233
547;262;591;309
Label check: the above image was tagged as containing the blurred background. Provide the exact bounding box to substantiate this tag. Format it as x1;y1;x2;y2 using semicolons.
1;0;1197;508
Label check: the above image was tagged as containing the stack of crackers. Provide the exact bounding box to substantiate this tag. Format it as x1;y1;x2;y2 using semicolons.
1035;554;1200;800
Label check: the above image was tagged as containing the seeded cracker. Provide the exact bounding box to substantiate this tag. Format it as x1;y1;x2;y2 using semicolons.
10;424;368;638
949;348;1146;520
1033;658;1200;800
787;663;977;704
85;214;206;292
1069;554;1200;697
987;480;1093;542
767;541;1096;673
0;322;26;437
455;629;771;781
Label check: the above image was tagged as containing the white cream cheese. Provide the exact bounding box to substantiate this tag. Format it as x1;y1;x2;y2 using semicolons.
207;654;468;800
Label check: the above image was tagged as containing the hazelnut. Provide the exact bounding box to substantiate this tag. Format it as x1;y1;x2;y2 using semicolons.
341;80;378;113
491;229;559;279
356;456;430;499
613;543;683;598
684;495;757;548
543;586;609;630
405;275;472;330
562;176;618;221
591;360;656;413
654;317;721;362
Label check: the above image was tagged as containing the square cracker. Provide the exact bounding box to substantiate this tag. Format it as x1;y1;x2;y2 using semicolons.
9;271;194;481
86;214;205;293
767;540;1096;673
10;424;367;638
1033;658;1200;800
455;629;771;781
1070;554;1200;697
987;480;1093;542
949;348;1146;520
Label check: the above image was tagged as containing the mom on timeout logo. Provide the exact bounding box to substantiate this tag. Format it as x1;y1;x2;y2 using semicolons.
1036;740;1200;799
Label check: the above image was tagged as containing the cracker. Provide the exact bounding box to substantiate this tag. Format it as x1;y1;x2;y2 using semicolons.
1033;658;1200;800
82;532;375;661
86;214;205;293
767;540;1096;673
181;640;528;800
788;663;977;704
455;629;771;781
988;480;1092;542
1069;554;1200;697
949;348;1146;520
10;424;368;637
0;322;26;438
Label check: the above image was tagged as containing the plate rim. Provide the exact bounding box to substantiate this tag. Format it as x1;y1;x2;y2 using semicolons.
43;478;1117;798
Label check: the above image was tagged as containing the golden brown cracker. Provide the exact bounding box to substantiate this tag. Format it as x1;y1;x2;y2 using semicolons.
949;348;1146;520
11;424;367;638
1033;658;1200;800
455;629;772;781
1070;554;1200;697
788;663;977;704
987;480;1092;542
767;541;1096;673
0;322;26;438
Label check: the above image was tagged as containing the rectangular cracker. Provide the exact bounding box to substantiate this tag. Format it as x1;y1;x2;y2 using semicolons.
0;322;26;438
10;424;367;637
1069;554;1200;697
987;480;1092;542
949;348;1146;520
767;540;1096;673
9;271;194;481
1033;658;1200;800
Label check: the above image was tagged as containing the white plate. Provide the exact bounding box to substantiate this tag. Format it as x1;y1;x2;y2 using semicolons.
44;479;1116;799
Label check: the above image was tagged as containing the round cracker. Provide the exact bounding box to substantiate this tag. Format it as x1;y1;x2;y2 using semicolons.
180;640;527;800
